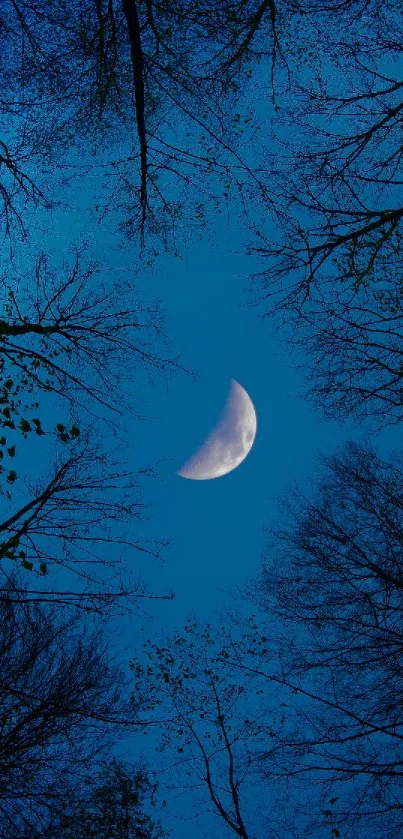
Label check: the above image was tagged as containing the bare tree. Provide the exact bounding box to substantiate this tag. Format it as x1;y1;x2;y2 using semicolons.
290;279;403;427
0;135;53;243
0;246;173;615
0;578;148;838
0;432;172;614
245;2;403;427
250;0;403;305
130;618;282;839
0;247;175;417
3;0;399;252
243;441;403;836
0;0;287;248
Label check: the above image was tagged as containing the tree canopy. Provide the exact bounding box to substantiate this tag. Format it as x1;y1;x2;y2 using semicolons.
1;0;403;836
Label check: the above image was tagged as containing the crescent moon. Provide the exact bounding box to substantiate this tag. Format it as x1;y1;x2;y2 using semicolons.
177;379;257;480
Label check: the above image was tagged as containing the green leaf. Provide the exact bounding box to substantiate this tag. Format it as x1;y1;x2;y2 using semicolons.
39;562;48;575
21;559;33;571
6;470;17;484
7;446;15;457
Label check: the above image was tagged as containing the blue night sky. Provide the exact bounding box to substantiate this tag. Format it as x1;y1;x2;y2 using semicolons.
17;55;402;839
105;231;398;838
93;233;396;839
0;2;402;835
31;163;401;838
128;240;343;623
41;187;359;631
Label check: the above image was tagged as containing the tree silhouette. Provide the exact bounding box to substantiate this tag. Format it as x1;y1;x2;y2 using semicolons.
40;758;165;839
246;442;403;836
248;2;403;427
291;279;403;427
252;2;403;309
0;0;285;248
130;618;279;838
0;248;173;416
0;246;173;611
0;578;148;838
0;435;172;614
